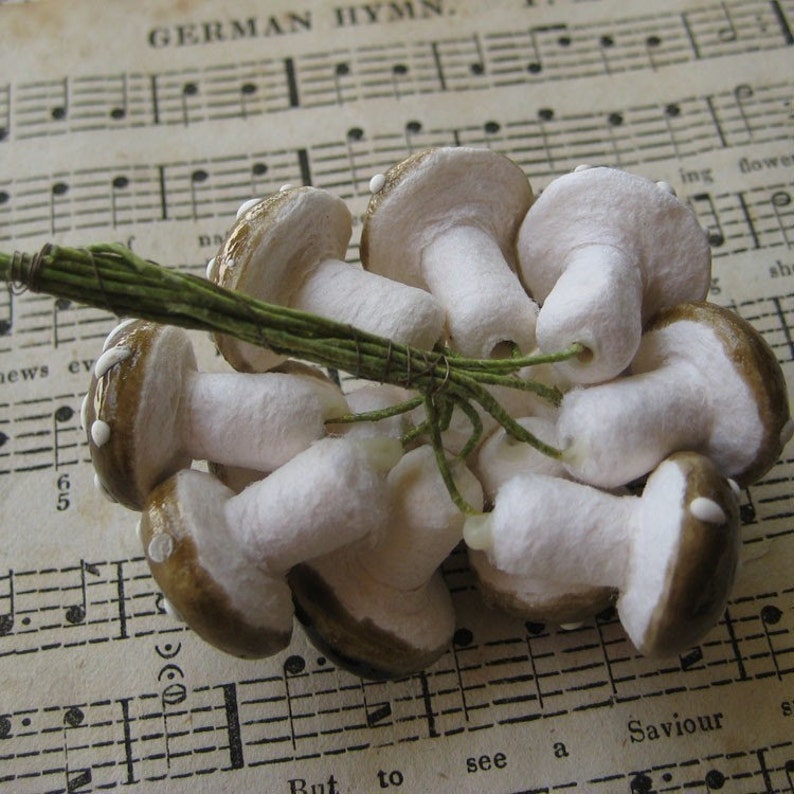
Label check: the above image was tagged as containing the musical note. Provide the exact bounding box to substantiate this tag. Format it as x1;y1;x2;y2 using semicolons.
52;404;75;468
189;168;210;220
404;119;422;153
66;769;93;793
469;34;486;76
249;161;269;195
334;62;351;105
51;77;69;121
689;192;725;247
366;702;392;727
680;646;703;670
110;174;130;228
283;654;306;749
64;562;100;626
704;768;726;790
345;126;365;192
50;180;70;235
630;772;653;793
771;190;793;248
0;715;11;738
181;81;199;126
239;81;258;119
391;63;409;99
0;84;9;140
537;107;556;168
598;33;616;74
526;24;570;76
645;33;663;70
717;1;737;42
0;570;15;636
109;74;129;121
734;84;755;140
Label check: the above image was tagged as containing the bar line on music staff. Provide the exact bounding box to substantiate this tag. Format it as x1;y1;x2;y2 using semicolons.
771;0;794;45
772;296;794;360
221;683;246;770
284;58;300;108
117;697;137;785
722;607;748;681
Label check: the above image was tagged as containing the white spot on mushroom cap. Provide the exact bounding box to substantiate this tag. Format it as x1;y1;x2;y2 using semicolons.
148;533;174;563
94;345;131;379
655;180;676;196
79;393;90;432
103;318;137;351
235;197;261;219
205;257;215;280
91;420;111;448
728;478;741;497
689;496;728;525
369;173;386;193
559;622;585;631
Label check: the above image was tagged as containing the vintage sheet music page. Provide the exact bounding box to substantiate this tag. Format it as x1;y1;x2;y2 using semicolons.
1;0;793;791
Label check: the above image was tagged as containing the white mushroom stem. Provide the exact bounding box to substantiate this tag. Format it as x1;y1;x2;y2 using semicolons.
465;453;740;656
179;370;348;472
517;166;711;383
420;224;538;357
230;436;401;574
558;314;766;488
358;445;483;591
466;475;635;586
293;260;444;352
534;244;643;383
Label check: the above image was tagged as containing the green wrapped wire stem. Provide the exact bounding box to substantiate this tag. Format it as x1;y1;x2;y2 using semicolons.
1;243;583;513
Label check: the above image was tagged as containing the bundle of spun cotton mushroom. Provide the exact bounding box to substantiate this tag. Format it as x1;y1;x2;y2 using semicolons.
289;445;483;680
558;301;793;489
208;186;446;373
469;416;614;624
464;452;742;657
2;155;792;672
83;319;349;510
517;165;712;384
139;436;401;659
361;146;539;358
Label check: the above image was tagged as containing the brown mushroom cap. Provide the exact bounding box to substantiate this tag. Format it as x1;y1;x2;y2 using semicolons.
640;301;791;487
86;320;195;510
469;550;615;625
211;187;352;372
620;451;740;657
289;558;454;681
517;166;711;309
141;470;293;659
360;146;532;288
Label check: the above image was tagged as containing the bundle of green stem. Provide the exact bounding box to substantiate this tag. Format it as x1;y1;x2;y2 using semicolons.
0;243;582;512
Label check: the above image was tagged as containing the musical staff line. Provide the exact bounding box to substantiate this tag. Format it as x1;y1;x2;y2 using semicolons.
1;79;792;245
0;590;792;791
1;0;791;143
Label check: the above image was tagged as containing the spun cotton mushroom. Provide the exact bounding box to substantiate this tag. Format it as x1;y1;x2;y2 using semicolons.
360;146;538;358
210;186;446;372
469;417;614;624
465;452;741;657
288;445;483;680
558;301;792;489
139;435;401;659
517;166;711;383
85;319;349;509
